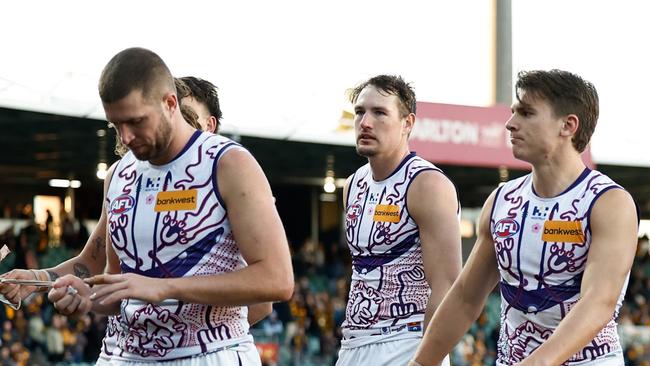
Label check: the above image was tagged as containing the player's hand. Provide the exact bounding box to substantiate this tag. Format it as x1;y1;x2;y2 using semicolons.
0;269;42;304
85;273;167;304
48;275;92;318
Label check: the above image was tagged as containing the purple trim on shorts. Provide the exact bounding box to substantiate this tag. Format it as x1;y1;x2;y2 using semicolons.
125;342;243;363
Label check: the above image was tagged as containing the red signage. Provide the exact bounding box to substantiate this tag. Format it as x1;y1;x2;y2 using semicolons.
410;102;593;169
256;342;279;363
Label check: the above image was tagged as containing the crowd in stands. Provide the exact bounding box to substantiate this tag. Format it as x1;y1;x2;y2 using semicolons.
1;211;650;365
0;214;102;366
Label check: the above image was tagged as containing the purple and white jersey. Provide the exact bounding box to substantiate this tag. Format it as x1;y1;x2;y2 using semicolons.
98;315;120;362
491;168;628;365
341;152;442;348
105;131;252;362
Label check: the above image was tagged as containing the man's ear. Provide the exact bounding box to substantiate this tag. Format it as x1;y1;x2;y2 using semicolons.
207;116;218;133
561;114;579;137
404;113;415;136
163;92;178;114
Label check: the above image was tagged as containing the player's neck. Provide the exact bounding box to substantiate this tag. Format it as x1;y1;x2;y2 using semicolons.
368;148;410;182
531;152;586;198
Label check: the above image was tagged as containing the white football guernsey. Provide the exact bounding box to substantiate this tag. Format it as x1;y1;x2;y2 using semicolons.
491;168;629;365
104;131;254;362
341;152;448;349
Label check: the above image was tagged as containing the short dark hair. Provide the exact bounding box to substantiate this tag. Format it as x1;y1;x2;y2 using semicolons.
180;76;223;127
349;75;416;116
98;47;175;104
515;69;599;153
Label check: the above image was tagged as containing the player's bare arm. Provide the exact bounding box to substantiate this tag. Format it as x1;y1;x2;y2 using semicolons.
413;190;501;366
407;170;462;330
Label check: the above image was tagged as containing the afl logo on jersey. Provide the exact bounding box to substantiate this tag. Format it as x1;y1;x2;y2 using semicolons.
110;195;135;215
347;203;362;220
494;218;520;238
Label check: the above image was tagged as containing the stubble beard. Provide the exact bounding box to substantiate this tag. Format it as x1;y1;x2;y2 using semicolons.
356;145;376;158
133;111;173;162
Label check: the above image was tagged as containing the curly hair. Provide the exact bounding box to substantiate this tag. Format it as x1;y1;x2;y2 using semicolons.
180;76;222;127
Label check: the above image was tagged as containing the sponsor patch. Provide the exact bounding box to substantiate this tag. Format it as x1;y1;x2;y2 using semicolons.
143;176;162;192
110;195;135;214
494;218;520;238
531;205;550;220
541;220;584;244
407;322;422;332
373;204;400;223
347;203;362;220
154;189;198;212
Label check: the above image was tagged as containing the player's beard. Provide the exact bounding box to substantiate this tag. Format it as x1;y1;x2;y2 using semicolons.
355;144;377;158
132;111;173;162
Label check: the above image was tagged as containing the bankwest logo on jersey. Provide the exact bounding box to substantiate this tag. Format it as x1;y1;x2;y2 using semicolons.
155;189;198;212
373;204;400;223
541;220;585;244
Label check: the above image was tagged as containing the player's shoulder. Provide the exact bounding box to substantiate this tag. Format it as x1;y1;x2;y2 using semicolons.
409;166;455;194
592;186;635;212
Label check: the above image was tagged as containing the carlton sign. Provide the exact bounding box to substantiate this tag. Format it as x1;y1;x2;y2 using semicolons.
411;102;593;169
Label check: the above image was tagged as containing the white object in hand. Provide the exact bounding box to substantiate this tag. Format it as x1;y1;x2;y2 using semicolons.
0;244;10;261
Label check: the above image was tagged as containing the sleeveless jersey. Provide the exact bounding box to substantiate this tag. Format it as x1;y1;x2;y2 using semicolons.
98;315;120;361
341;152;444;348
491;168;628;365
105;131;252;361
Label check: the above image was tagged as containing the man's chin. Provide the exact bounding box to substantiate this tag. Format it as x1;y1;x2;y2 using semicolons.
510;150;531;164
355;146;376;158
131;150;152;161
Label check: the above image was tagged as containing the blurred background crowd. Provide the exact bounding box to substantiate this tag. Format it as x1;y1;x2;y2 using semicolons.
1;209;650;366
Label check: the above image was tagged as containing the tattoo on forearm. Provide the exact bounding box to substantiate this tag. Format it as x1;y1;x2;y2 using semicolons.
47;270;59;281
73;264;91;279
91;236;106;260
